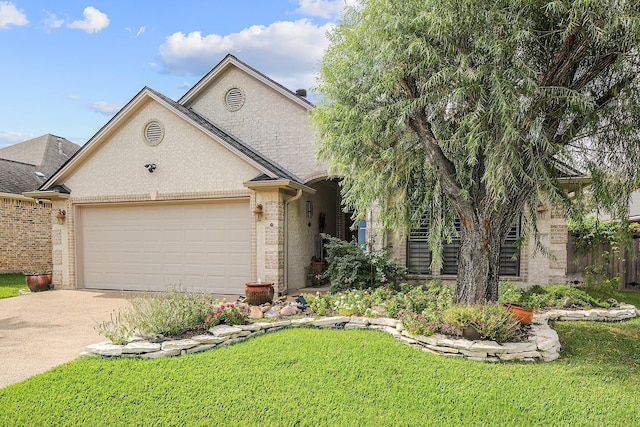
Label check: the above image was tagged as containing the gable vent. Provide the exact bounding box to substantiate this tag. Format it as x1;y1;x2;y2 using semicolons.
224;87;245;112
144;121;164;146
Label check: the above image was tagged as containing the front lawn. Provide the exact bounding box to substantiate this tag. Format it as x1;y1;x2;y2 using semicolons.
1;320;639;426
0;273;27;299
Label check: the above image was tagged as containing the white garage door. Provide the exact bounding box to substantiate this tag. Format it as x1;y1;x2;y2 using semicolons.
77;200;250;294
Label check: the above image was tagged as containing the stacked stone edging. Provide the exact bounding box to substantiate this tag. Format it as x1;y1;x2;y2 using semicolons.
539;303;637;322
82;305;638;363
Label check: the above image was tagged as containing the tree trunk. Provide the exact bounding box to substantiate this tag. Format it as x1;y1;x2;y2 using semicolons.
454;215;503;304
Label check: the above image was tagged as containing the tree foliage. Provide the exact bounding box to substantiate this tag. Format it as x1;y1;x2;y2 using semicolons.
313;0;640;303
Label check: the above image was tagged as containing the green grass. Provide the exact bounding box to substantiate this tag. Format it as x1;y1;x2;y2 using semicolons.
0;273;27;299
1;322;640;426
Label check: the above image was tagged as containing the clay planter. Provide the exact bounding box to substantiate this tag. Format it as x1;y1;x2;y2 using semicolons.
245;283;274;305
25;274;52;292
502;303;533;325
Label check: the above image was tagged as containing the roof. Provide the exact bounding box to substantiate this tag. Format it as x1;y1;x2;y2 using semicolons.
147;88;302;183
179;54;314;110
0;134;80;194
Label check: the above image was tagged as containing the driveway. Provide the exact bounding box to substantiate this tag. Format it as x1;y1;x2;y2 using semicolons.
0;290;129;389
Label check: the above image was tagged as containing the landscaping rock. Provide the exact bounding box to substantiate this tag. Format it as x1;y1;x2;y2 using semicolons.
84;342;124;357
186;344;216;354
349;316;369;325
279;305;299;316
291;317;315;326
161;339;199;351
238;323;263;332
191;335;228;345
249;306;264;319
139;349;181;359
501;342;537;354
345;323;368;329
499;351;541;361
312;316;350;327
367;317;399;327
263;308;281;319
209;325;243;337
470;341;506;354
122;342;161;354
270;320;292;328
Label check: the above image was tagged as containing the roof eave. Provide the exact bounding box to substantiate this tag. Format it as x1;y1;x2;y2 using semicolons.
243;179;316;195
23;190;70;200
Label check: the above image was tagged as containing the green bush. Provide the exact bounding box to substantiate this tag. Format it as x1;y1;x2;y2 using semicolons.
471;302;521;342
383;282;453;317
323;237;406;293
441;304;477;335
399;309;440;336
95;290;209;344
306;292;333;315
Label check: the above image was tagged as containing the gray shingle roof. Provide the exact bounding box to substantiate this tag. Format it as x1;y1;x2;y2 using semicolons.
0;134;80;194
147;87;303;184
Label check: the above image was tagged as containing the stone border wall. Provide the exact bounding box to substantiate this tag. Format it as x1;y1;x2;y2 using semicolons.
82;304;638;363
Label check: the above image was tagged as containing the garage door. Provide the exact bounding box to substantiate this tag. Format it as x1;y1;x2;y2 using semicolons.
77;200;250;294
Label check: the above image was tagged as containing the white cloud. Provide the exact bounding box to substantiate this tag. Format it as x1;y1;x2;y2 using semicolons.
89;101;123;115
0;2;28;29
135;26;145;37
67;95;80;100
158;19;331;91
42;11;64;31
0;130;34;148
295;0;343;19
68;6;109;34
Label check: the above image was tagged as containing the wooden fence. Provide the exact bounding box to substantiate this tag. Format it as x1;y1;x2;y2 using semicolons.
566;233;640;290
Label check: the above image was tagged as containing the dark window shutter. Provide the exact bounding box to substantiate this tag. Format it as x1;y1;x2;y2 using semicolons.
407;219;431;274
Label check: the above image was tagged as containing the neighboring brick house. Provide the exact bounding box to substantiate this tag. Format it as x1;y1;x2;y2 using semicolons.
0;135;80;273
30;55;580;294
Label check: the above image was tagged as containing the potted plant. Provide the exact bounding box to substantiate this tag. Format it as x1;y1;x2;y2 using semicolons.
501;302;534;325
307;258;327;287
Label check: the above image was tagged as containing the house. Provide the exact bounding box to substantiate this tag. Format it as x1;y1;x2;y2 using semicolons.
0;135;80;273
29;55;353;294
29;55;579;294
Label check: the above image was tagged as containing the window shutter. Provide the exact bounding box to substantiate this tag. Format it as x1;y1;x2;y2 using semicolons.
407;219;431;274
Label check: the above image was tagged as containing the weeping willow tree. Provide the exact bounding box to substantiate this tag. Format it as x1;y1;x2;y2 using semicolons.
313;0;640;304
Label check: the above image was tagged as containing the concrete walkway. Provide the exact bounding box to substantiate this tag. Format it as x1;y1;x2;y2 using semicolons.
0;290;129;389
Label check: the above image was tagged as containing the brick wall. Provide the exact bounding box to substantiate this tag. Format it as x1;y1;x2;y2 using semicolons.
0;195;52;273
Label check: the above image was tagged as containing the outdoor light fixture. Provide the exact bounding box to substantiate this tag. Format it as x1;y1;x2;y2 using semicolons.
56;209;66;225
306;201;313;219
253;203;263;221
144;163;156;173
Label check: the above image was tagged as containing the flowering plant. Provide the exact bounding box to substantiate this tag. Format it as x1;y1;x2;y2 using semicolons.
399;309;440;336
205;301;251;326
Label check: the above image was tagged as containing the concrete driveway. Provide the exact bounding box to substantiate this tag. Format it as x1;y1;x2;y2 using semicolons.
0;290;129;389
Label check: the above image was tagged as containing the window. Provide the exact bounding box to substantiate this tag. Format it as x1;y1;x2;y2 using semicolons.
407;217;520;276
357;220;367;250
407;220;431;274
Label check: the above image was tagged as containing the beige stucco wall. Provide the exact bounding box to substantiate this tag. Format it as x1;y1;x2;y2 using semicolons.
0;195;52;273
185;67;323;181
64;100;261;198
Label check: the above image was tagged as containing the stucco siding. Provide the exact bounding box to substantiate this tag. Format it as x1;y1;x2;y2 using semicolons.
186;68;323;180
64;100;262;198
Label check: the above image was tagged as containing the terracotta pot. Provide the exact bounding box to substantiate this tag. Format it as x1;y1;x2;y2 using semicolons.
502;303;533;325
245;283;274;305
26;274;51;292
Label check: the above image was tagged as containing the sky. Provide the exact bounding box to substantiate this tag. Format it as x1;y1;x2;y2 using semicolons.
0;0;354;149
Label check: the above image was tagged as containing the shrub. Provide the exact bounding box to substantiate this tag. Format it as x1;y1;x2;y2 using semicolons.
324;237;406;293
471;302;521;342
331;290;379;317
306;292;332;315
383;282;453;317
441;304;477;335
519;284;610;309
440;302;521;342
399;309;440;336
95;289;209;344
498;280;524;304
205;301;251;326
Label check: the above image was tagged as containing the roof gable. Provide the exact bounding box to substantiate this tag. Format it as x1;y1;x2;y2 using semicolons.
178;54;313;111
41;87;302;191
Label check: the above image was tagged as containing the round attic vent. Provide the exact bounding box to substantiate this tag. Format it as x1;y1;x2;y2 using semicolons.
224;87;245;112
144;120;164;146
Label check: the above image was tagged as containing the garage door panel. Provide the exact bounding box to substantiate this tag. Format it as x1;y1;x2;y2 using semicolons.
79;201;250;293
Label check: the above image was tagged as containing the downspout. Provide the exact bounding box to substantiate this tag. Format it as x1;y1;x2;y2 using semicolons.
282;188;303;295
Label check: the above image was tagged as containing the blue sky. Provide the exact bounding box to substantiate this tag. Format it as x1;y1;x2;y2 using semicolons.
0;0;352;148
